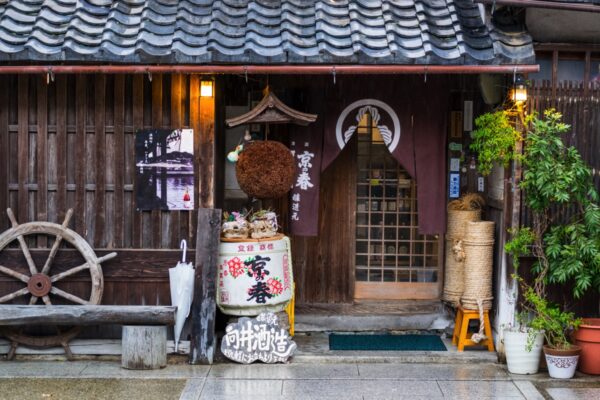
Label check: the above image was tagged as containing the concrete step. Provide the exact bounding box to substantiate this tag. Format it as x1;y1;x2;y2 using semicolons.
295;300;453;332
292;333;498;364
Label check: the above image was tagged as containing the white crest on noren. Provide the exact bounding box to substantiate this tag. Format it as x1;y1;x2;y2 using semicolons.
336;99;401;152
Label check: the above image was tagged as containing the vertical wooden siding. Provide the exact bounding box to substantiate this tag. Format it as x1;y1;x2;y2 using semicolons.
0;74;215;318
291;140;357;304
526;81;600;224
0;73;215;249
525;81;600;315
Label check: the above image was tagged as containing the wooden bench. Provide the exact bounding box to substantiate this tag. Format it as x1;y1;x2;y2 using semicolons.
0;305;176;369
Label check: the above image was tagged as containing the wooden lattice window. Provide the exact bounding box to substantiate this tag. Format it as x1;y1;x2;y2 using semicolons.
354;114;442;300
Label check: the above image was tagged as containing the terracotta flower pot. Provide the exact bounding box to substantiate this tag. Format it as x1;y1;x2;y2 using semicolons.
573;318;600;375
543;344;581;379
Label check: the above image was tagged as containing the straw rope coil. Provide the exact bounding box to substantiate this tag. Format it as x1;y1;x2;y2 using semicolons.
446;210;481;240
442;210;481;306
461;221;495;312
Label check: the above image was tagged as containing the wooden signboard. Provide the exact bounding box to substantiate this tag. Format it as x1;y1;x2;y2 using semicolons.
221;312;297;364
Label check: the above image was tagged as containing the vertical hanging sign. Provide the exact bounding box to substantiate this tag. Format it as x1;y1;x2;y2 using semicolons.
289;125;322;236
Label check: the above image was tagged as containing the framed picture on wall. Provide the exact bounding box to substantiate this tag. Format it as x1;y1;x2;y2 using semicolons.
135;128;195;210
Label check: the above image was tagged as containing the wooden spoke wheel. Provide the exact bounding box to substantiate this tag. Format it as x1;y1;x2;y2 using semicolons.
0;208;116;359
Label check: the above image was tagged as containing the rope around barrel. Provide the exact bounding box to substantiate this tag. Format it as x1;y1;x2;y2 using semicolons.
442;210;481;306
461;221;495;342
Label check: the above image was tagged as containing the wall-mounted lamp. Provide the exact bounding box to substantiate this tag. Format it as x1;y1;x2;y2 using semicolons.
200;80;214;97
511;74;527;103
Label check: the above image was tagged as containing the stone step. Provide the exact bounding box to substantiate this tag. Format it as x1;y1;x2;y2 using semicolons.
291;333;498;364
295;300;453;332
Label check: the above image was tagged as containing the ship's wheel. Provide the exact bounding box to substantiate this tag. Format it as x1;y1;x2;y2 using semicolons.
0;208;116;359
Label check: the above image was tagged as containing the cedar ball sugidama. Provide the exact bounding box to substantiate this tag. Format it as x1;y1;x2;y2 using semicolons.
235;140;296;199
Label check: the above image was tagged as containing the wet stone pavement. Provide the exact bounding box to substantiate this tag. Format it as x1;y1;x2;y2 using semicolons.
0;360;599;400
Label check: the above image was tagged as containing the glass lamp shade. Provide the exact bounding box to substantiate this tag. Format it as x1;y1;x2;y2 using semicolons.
200;80;214;97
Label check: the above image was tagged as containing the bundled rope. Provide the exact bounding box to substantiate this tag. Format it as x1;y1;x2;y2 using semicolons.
460;221;495;341
470;298;488;343
452;239;465;262
442;194;484;307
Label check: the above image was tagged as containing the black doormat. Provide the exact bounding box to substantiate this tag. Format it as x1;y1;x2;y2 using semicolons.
329;334;447;351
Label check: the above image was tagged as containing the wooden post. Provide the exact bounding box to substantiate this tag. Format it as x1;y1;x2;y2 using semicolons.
121;325;167;370
190;208;221;364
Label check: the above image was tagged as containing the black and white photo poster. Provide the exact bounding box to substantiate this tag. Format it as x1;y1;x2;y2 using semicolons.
135;128;194;210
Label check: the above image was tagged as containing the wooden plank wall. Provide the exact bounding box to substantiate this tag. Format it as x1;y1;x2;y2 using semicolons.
526;81;600;224
259;77;357;304
0;74;214;314
289;140;357;304
525;81;600;315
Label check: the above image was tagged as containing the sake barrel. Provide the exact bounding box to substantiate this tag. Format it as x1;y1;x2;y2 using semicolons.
217;235;294;316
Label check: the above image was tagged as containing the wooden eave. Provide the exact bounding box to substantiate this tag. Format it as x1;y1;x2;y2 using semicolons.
226;89;317;127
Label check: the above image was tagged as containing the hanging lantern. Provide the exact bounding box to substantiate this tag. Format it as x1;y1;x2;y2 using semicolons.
511;74;527;103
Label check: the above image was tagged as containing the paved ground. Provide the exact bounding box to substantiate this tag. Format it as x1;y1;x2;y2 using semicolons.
0;360;599;400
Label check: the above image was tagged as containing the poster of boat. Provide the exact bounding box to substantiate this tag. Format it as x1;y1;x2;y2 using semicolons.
135;128;194;210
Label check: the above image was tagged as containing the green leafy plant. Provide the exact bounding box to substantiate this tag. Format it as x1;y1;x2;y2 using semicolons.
520;110;600;298
504;228;535;269
475;109;600;299
520;279;582;350
470;111;522;176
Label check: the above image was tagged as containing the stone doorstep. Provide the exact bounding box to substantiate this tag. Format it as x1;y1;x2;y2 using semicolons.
289;332;498;364
294;300;451;332
294;312;451;332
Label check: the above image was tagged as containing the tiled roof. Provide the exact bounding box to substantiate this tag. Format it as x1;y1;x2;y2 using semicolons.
0;0;534;65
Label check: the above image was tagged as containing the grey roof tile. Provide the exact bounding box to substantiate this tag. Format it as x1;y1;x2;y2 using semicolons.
0;0;534;64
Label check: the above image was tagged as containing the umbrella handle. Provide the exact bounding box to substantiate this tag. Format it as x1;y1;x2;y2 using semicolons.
180;239;187;263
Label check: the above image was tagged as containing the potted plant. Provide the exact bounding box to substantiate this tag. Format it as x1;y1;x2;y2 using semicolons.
502;311;545;375
471;110;544;374
472;109;600;376
499;230;544;375
520;281;582;379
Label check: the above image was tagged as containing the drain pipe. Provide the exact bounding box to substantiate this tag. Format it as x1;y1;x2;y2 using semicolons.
0;64;539;75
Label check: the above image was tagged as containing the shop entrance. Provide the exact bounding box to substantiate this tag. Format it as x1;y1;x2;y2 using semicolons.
354;113;443;300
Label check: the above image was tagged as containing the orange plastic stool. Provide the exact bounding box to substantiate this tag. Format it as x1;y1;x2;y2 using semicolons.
452;306;495;352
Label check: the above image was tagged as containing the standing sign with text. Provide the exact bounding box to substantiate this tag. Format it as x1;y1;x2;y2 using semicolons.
221;312;297;364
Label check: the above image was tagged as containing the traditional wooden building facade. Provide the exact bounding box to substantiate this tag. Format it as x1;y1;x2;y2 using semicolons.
6;0;597;352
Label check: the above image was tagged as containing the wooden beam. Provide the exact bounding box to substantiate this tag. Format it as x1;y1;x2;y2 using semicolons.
114;75;125;248
198;81;216;209
0;76;8;232
36;75;48;246
170;73;183;249
0;249;187;281
132;75;144;248
189;75;201;245
190;208;221;365
151;75;163;249
584;51;591;98
17;75;28;225
94;74;106;247
74;75;87;234
552;50;559;104
0;305;175;326
55;75;67;224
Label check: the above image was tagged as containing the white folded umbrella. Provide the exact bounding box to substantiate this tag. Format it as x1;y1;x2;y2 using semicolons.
169;239;195;352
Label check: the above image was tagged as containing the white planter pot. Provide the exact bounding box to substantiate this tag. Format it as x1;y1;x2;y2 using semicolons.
503;329;544;374
544;345;581;379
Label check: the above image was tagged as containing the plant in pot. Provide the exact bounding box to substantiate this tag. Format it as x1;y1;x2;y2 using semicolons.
472;109;600;376
471;110;544;374
502;231;545;375
520;279;582;379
